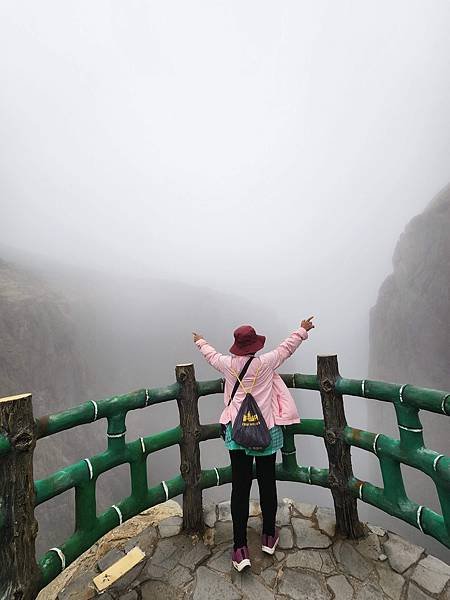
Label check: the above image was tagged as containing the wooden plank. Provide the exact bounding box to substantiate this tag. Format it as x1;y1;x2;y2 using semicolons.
93;546;145;592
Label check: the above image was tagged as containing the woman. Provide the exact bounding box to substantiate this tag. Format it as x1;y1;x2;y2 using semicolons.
193;317;314;571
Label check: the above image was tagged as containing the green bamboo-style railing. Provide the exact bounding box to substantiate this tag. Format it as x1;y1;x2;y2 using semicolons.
0;358;449;599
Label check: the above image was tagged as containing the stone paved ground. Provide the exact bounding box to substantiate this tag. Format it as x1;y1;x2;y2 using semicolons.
54;499;450;600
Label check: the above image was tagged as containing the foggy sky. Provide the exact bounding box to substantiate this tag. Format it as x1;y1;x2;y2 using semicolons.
1;1;450;377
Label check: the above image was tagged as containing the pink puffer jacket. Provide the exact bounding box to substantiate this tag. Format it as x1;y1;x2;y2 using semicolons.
195;327;308;429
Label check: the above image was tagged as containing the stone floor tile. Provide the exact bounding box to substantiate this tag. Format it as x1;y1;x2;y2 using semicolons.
279;526;294;549
376;561;405;600
275;551;285;561
353;532;382;561
157;515;183;538
179;540;211;570
168;564;193;587
108;561;146;595
149;535;193;570
57;570;97;600
118;591;138;600
382;533;424;574
278;568;331;600
260;566;278;588
326;574;354;600
192;566;241;600
286;549;322;571
124;525;158;556
333;541;373;581
376;563;405;600
315;507;336;537
231;569;275;600
405;582;434;599
319;550;336;574
292;517;332;549
354;582;384;600
292;501;317;518
97;548;125;572
410;554;450;594
140;580;185;600
276;502;292;527
207;546;232;574
215;521;234;544
247;528;275;574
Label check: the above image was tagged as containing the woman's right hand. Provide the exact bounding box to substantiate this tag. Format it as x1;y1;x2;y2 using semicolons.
301;316;315;332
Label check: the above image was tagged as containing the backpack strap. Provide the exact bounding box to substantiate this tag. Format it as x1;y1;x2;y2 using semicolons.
227;356;255;406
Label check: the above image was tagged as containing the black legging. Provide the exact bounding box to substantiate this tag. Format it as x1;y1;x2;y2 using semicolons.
229;449;277;549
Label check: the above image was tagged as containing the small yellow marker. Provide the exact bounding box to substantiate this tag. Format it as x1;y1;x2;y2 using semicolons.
93;546;145;593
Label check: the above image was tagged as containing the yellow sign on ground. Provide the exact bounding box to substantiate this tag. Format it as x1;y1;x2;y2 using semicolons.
93;546;145;593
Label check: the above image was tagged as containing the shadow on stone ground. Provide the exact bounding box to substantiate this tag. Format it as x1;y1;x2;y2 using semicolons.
40;498;450;600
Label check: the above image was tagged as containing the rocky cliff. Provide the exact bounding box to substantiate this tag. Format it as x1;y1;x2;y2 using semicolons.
368;183;450;562
0;258;109;555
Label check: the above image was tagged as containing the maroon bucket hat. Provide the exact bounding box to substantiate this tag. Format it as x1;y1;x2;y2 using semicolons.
229;325;266;356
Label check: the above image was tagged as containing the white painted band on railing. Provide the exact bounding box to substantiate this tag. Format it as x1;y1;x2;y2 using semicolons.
417;505;424;533
112;504;123;525
107;431;126;438
399;384;406;403
358;482;364;500
161;480;169;501
292;374;296;388
373;433;380;455
361;380;366;397
281;450;296;455
220;379;225;392
441;394;450;415
398;425;423;433
140;437;146;453
145;389;150;407
90;400;98;421
433;454;444;471
214;467;220;486
83;458;93;480
307;466;311;484
50;547;66;570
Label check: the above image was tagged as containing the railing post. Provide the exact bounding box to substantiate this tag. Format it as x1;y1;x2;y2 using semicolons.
0;394;40;599
175;363;204;534
317;355;365;538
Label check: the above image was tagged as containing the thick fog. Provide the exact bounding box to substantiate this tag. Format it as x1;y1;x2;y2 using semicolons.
1;1;450;561
2;1;450;376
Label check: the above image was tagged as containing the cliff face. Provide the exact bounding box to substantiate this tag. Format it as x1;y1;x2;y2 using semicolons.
368;183;450;561
0;259;106;555
369;183;450;390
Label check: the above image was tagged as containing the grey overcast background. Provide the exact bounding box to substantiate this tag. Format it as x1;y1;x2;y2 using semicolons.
1;0;450;560
2;1;450;369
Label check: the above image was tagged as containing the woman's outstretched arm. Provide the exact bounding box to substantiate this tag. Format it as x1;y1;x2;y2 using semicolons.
259;317;315;370
193;332;229;374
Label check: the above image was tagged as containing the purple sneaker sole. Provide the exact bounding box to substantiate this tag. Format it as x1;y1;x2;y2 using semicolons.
231;546;251;571
261;528;280;555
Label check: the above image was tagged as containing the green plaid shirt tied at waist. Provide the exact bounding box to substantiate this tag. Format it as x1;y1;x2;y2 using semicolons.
224;422;284;456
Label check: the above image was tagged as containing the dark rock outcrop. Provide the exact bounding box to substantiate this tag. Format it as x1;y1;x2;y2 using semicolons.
368;183;450;562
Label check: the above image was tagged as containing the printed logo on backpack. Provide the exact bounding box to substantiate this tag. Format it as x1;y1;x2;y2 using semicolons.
229;362;271;450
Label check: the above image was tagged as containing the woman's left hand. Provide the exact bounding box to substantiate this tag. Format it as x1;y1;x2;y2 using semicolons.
192;332;204;342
